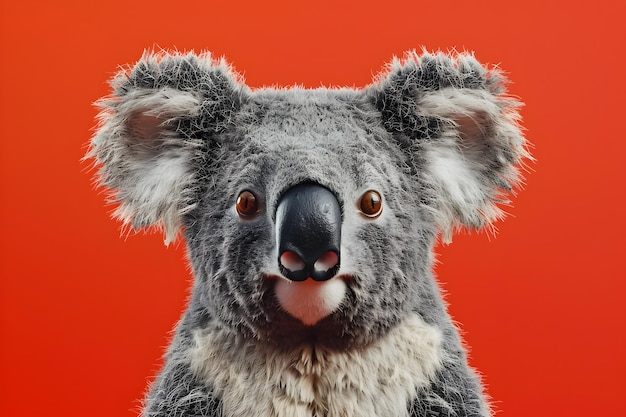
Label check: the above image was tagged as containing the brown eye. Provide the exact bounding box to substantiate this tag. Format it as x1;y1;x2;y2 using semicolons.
236;191;260;218
359;190;383;218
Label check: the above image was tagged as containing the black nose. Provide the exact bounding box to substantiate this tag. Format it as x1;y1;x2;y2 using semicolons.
275;183;341;282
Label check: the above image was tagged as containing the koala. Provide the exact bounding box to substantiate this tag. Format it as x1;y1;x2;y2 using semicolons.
88;50;529;417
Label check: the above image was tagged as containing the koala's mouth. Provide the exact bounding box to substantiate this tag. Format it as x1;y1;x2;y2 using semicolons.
264;274;353;326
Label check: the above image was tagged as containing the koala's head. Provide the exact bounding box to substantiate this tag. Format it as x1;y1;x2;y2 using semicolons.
89;51;528;349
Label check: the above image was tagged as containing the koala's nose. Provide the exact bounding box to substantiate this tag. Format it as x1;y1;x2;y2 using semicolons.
275;183;341;282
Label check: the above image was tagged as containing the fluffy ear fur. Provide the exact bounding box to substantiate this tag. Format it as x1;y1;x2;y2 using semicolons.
87;52;245;244
373;51;531;242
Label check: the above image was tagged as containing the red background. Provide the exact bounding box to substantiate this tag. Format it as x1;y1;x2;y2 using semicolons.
1;1;624;416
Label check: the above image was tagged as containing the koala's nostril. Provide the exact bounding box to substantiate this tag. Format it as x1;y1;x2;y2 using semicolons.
314;251;339;273
280;251;305;272
279;249;340;282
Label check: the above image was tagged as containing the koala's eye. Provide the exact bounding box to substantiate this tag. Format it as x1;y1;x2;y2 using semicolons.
359;190;383;218
236;190;260;218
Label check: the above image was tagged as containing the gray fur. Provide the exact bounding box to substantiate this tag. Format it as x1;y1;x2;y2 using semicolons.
88;50;529;416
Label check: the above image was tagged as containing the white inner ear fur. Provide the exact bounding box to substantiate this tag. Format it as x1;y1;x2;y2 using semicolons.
94;88;202;245
418;88;501;143
115;153;192;245
419;88;505;242
117;87;202;122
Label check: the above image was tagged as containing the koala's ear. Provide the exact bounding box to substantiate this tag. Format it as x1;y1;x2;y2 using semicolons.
87;52;246;244
371;51;531;242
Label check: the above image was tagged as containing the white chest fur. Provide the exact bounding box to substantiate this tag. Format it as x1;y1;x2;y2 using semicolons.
189;314;443;417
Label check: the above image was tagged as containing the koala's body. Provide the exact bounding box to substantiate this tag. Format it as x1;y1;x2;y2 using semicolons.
89;50;529;417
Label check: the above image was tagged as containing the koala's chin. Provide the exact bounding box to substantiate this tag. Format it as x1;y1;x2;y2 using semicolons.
273;276;347;326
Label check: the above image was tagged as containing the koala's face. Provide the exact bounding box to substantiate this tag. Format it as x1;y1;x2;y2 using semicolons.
89;52;528;349
184;90;435;348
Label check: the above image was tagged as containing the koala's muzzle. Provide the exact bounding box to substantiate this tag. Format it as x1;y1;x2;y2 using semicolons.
276;183;341;282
